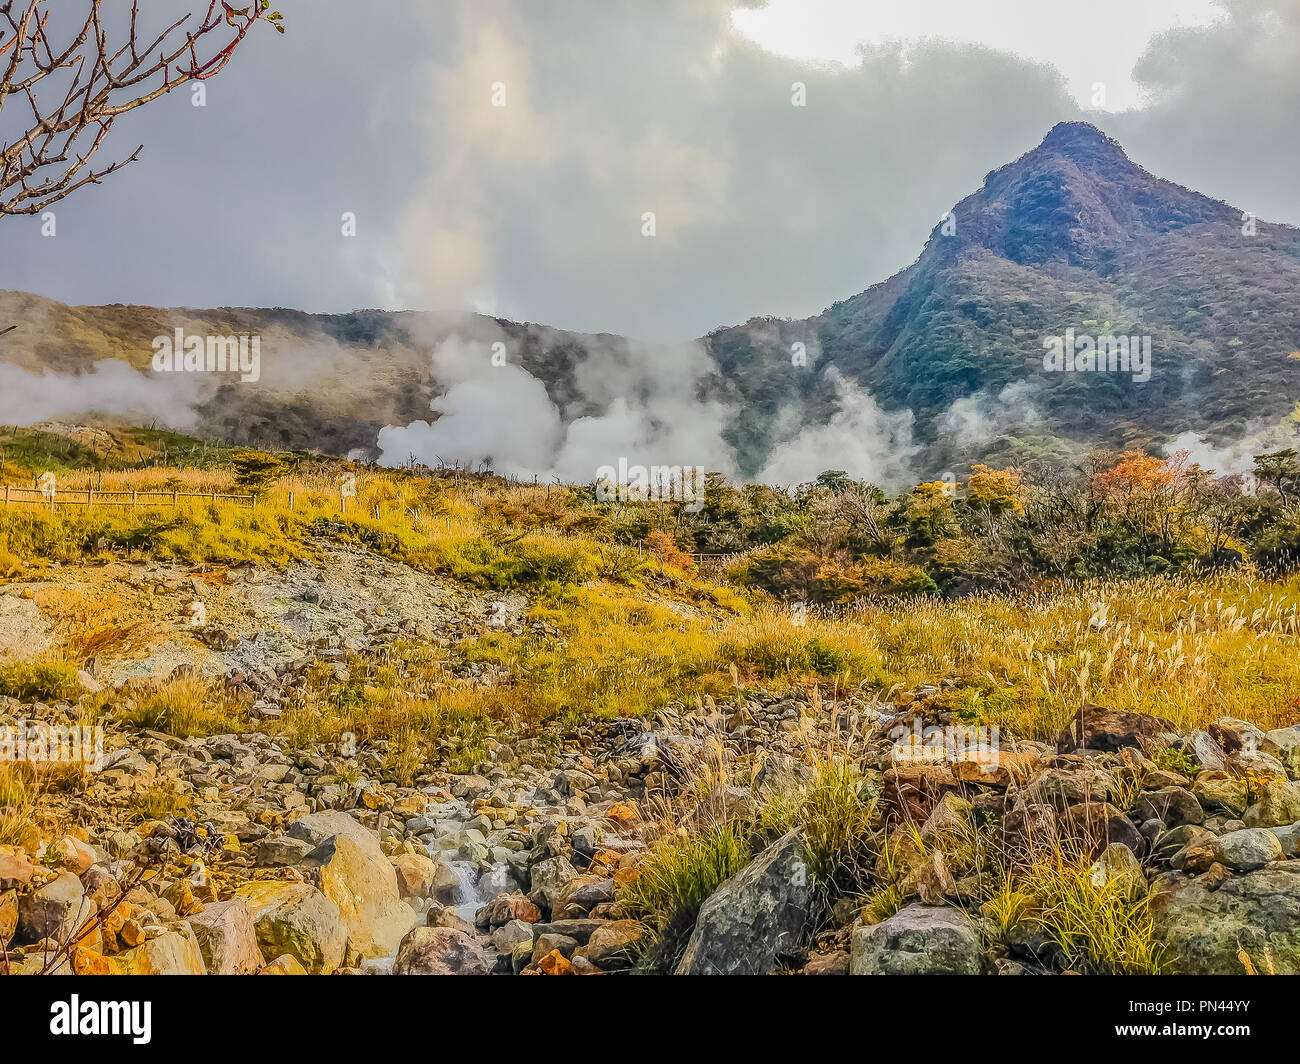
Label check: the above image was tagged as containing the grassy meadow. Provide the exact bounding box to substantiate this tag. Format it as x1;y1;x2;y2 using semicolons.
2;431;1299;753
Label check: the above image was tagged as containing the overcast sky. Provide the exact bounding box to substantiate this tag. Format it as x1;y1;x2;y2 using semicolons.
2;0;1297;342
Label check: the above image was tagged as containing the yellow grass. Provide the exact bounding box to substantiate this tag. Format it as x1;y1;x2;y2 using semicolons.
4;461;1298;743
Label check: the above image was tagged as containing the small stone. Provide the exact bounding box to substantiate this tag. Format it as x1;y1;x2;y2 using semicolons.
536;948;571;975
803;950;850;975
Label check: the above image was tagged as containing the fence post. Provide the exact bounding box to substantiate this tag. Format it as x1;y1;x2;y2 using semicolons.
289;491;295;512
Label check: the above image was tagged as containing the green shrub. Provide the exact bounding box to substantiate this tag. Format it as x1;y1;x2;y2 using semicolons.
620;824;751;971
0;659;81;702
761;758;880;892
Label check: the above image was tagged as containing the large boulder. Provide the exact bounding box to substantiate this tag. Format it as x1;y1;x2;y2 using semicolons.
1152;863;1300;974
1056;704;1173;753
674;832;810;975
302;833;416;957
393;926;490;975
850;904;981;975
234;881;347;974
187;897;263;974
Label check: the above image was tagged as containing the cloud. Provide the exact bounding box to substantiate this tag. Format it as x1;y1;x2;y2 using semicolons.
388;2;1079;340
1109;0;1300;227
4;0;1295;348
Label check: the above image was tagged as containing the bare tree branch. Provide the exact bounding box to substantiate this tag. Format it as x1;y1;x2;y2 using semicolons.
0;1;283;216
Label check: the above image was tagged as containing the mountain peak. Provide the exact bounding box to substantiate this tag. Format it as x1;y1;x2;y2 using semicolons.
1036;121;1128;159
935;121;1238;269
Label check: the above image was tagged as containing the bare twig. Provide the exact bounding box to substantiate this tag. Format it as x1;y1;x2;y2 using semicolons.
0;1;282;216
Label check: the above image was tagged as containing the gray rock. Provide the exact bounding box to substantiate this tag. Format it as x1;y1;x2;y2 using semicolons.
674;831;810;975
490;918;534;954
1019;767;1114;812
1187;731;1231;773
1192;776;1249;817
527;855;577;912
1212;828;1284;871
255;834;318;867
1268;821;1300;857
532;932;578;962
585;920;649;970
393;926;490;975
1152;823;1214;867
16;871;91;945
529;918;602;944
1090;843;1146;901
850;904;981;975
187;897;262;974
1265;727;1300;777
1153;863;1300;973
1131;787;1204;828
286;809;374;848
1243;780;1300;828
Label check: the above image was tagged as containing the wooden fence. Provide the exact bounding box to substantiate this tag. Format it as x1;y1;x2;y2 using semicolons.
0;486;256;510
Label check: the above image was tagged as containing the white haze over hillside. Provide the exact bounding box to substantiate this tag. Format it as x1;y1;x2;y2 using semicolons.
0;360;207;429
375;333;855;486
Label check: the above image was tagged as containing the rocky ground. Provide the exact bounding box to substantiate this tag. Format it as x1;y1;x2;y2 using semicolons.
4;551;1300;975
5;682;1300;975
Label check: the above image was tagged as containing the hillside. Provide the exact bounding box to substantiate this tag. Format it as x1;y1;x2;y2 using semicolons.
3;439;1300;976
3;123;1299;477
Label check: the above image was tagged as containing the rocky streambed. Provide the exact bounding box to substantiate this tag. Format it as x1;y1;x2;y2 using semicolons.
6;679;1300;976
